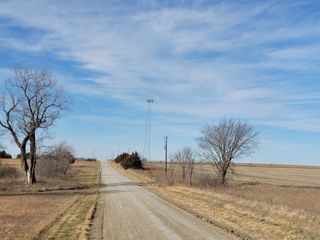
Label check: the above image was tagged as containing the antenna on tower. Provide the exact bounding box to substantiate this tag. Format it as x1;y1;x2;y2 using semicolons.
143;99;153;161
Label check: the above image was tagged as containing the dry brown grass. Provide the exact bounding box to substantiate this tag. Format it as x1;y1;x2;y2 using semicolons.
0;194;78;240
0;159;101;240
0;159;100;193
152;186;320;240
115;161;320;240
36;193;98;240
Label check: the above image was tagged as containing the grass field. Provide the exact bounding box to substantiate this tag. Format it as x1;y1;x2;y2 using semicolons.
0;159;100;240
114;161;320;240
145;162;320;186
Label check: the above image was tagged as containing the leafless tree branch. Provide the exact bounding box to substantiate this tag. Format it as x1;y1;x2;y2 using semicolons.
198;119;259;185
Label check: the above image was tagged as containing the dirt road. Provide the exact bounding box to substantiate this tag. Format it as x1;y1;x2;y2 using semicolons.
96;161;234;240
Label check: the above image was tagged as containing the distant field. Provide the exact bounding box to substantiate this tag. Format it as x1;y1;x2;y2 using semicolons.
227;163;320;187
0;159;100;240
115;161;320;240
147;162;320;187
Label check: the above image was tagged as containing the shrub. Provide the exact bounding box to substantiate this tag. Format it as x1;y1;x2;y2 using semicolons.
194;174;220;188
115;151;143;170
0;150;12;159
37;143;75;178
114;152;130;163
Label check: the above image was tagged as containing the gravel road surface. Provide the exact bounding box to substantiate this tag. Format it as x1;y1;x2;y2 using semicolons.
99;161;234;240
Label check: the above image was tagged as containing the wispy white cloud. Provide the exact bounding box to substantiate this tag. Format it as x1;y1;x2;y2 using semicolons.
0;0;320;134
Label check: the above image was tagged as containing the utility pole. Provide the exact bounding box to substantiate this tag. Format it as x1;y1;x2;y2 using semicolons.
164;136;168;176
143;99;153;161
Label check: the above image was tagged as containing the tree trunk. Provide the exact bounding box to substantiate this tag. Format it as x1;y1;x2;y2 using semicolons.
220;169;227;185
189;168;193;186
19;145;29;183
20;145;28;172
28;132;37;184
182;167;186;180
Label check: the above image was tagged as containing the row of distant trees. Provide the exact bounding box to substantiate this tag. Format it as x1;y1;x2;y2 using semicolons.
169;119;259;185
0;66;70;184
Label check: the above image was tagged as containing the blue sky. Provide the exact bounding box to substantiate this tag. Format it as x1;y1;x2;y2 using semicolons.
0;0;320;165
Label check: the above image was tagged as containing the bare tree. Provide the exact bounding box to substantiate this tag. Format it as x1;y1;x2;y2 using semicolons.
0;81;30;176
184;147;195;186
173;147;195;184
37;142;75;178
167;154;176;185
198;119;258;185
174;150;187;180
0;67;70;184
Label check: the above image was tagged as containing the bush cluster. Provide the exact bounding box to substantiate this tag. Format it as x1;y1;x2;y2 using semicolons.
0;150;12;159
114;152;129;163
114;151;143;170
37;143;75;178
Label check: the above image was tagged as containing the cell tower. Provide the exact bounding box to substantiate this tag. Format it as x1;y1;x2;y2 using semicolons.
143;99;153;161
